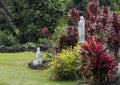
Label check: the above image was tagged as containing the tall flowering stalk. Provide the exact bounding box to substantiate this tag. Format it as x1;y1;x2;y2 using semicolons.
41;27;52;45
41;27;49;38
41;27;56;58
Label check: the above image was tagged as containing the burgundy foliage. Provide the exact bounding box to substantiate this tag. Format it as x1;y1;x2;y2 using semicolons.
57;0;120;59
85;0;120;58
56;26;78;52
85;0;108;39
81;36;117;81
68;7;80;23
103;6;108;14
56;8;79;52
87;0;99;18
107;13;120;58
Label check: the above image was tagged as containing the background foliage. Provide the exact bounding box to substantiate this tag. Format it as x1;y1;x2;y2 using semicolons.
1;0;120;45
0;0;67;44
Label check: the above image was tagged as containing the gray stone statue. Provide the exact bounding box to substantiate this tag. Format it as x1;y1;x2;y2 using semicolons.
33;47;42;66
78;16;85;43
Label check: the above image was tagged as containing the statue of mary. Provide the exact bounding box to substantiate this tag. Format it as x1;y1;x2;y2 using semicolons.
78;16;85;43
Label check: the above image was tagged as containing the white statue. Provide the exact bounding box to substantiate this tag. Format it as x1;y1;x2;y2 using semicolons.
117;62;120;75
33;47;42;66
78;16;85;43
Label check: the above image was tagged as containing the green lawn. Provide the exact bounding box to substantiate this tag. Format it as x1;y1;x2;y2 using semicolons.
0;52;76;85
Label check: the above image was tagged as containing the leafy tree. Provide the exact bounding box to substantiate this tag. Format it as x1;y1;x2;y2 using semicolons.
0;0;18;35
1;0;67;43
99;0;120;11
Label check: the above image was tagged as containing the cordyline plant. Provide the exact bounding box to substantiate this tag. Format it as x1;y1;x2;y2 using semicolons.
76;36;117;85
107;13;120;59
85;0;108;39
56;26;78;52
85;0;120;59
55;8;79;52
57;0;120;58
68;7;80;25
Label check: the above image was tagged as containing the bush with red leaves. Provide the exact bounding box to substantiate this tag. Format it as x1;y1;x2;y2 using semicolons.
85;0;108;38
85;0;120;58
55;8;79;52
56;26;78;52
79;36;117;83
107;13;120;58
68;7;80;24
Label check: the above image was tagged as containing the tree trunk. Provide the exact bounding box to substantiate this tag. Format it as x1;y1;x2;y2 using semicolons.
0;0;19;35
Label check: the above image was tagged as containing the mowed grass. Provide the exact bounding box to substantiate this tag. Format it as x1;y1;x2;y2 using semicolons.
0;52;76;85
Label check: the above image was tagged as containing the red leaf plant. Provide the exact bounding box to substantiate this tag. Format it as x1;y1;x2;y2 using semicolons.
85;0;109;40
56;26;78;52
67;0;120;59
85;0;120;59
68;7;80;24
103;6;108;15
107;13;120;58
87;0;99;20
78;36;117;84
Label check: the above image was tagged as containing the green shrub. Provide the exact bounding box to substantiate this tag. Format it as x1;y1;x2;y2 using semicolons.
48;45;81;80
23;42;36;48
52;26;67;45
0;31;17;46
52;18;67;45
37;38;46;45
7;0;68;43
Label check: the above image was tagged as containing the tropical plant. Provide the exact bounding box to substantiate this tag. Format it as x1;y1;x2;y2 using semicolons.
56;26;78;52
48;45;81;80
107;13;120;59
76;36;117;85
84;0;120;59
68;7;80;25
41;27;56;58
19;0;66;43
52;25;67;45
0;31;17;46
0;0;68;43
85;0;106;38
